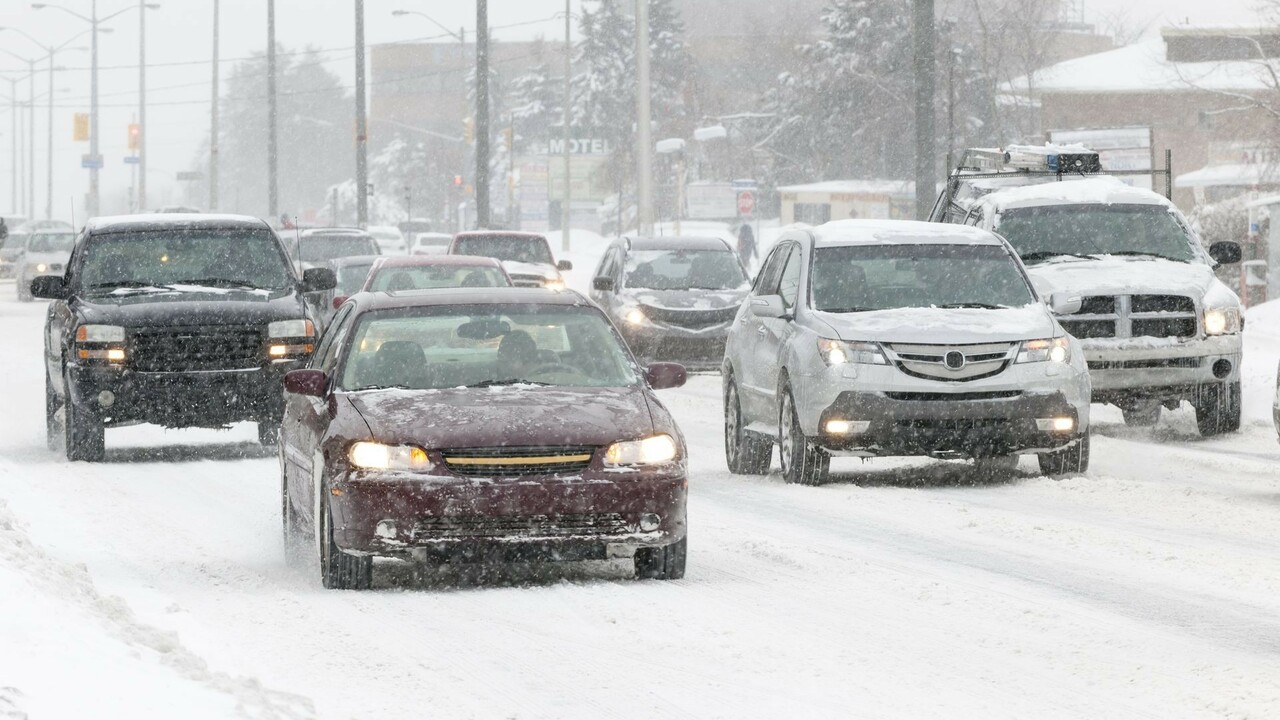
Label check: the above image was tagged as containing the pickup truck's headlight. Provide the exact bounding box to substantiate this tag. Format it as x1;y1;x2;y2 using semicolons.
1204;307;1242;335
348;442;432;471
268;319;315;338
604;434;679;466
544;277;566;291
817;338;888;366
1015;337;1070;364
76;325;127;363
76;324;126;343
267;319;316;358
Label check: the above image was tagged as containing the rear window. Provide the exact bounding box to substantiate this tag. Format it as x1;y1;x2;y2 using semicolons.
453;235;553;265
300;235;377;263
368;264;508;292
28;233;76;253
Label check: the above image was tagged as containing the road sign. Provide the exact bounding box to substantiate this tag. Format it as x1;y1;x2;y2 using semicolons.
73;113;89;141
124;156;140;165
737;189;756;216
81;154;103;170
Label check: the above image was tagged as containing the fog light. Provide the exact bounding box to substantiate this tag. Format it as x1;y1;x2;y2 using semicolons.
1036;417;1074;432
97;390;115;408
375;520;398;539
825;419;870;435
639;513;661;532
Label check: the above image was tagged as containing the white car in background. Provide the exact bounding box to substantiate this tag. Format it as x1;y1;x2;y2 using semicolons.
17;230;76;302
367;225;407;255
410;232;452;255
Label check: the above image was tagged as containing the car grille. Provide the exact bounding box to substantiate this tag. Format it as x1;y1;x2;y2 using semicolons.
509;273;546;288
883;390;1022;401
130;326;264;372
411;513;628;540
885;342;1015;382
1058;294;1197;340
894;418;1016;432
441;445;596;477
638;304;738;330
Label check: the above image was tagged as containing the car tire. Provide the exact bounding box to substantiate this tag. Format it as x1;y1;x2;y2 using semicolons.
45;370;60;452
258;420;279;447
1195;381;1241;437
318;488;372;590
724;379;770;475
634;536;687;580
778;385;829;486
63;377;105;463
1037;432;1090;477
1121;401;1161;427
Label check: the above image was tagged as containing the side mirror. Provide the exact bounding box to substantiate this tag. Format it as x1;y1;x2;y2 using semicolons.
301;267;337;293
331;295;349;310
30;275;69;300
645;362;687;390
284;369;328;397
592;276;615;292
557;260;573;271
1050;292;1082;315
1208;241;1242;265
749;294;787;319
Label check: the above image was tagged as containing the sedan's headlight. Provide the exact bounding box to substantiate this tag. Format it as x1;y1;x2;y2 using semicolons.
604;434;679;466
76;324;126;343
268;319;315;338
348;442;432;471
1204;307;1242;335
1015;337;1070;364
817;338;888;366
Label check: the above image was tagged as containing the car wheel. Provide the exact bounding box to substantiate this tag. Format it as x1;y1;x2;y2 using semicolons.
724;379;770;474
45;370;60;452
258;420;280;447
1195;381;1241;437
634;536;687;580
317;481;372;590
778;385;829;486
1120;401;1160;427
1037;432;1090;477
63;376;105;463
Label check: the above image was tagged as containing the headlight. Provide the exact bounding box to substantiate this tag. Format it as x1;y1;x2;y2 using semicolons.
544;277;566;291
1204;307;1242;335
33;263;48;273
347;442;432;471
76;324;126;343
268;319;316;338
604;434;679;466
817;338;888;366
1015;337;1070;364
624;307;647;325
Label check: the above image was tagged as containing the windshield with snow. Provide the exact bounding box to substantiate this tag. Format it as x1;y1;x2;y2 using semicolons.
995;204;1198;264
811;244;1035;312
625;249;747;291
341;305;637;390
453;235;554;265
78;229;292;292
299;235;376;264
27;233;75;254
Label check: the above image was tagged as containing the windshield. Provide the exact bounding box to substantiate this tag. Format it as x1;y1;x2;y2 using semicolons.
78;229;293;291
453;235;554;265
335;263;375;295
368;264;508;291
341;305;637;390
28;233;75;254
3;233;27;251
811;244;1035;312
414;234;451;248
624;249;747;290
300;235;376;263
995;204;1198;264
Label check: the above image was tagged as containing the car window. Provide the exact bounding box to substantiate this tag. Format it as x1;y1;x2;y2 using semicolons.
753;243;790;294
28;233;75;253
368;265;508;291
777;245;803;310
453;235;554;265
315;304;356;372
623;249;747;291
299;235;377;263
598;248;618;280
77;228;292;291
995;204;1198;264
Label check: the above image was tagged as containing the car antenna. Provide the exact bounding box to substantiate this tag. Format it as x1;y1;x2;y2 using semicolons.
293;218;303;277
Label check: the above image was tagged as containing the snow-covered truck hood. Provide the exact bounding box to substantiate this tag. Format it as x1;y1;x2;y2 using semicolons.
812;304;1057;344
1027;256;1221;301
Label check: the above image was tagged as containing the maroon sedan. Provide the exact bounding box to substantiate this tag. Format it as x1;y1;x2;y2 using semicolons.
280;288;689;589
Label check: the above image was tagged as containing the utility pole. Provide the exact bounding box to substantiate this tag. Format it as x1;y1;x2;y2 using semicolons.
355;0;369;228
26;59;35;220
635;0;653;235
267;0;278;218
7;77;15;215
46;53;54;218
912;0;936;221
90;0;99;217
209;0;219;211
474;0;491;228
561;0;571;250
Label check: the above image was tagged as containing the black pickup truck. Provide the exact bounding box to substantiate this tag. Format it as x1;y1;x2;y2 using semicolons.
32;214;336;461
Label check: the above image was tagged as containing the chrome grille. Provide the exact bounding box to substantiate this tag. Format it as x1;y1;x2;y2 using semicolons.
885;342;1015;382
441;445;596;477
411;513;628;540
130;326;263;372
1058;294;1197;340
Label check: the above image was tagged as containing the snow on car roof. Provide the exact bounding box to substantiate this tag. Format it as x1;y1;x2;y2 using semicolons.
812;219;1004;247
353;286;589;311
980;177;1174;211
85;213;269;234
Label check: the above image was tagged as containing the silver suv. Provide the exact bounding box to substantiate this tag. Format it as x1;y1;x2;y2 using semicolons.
722;220;1091;485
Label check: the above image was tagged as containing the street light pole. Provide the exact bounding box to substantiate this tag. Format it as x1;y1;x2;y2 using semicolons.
90;0;99;217
138;0;146;210
475;0;490;228
6;77;15;215
635;0;653;235
46;53;53;218
26;58;35;220
267;0;278;218
912;0;936;221
209;0;219;211
355;0;368;228
562;0;571;251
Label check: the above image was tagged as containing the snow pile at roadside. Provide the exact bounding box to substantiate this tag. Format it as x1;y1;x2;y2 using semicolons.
1243;299;1280;424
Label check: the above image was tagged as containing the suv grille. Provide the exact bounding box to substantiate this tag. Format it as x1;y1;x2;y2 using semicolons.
441;445;596;477
131;327;263;372
1058;294;1197;340
639;304;738;329
411;513;628;540
885;342;1015;382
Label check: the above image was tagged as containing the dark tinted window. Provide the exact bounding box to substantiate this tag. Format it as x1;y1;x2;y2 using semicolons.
79;228;292;291
624;249;747;291
453;235;554;265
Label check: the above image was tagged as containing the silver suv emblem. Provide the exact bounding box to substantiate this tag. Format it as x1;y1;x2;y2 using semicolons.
944;350;966;370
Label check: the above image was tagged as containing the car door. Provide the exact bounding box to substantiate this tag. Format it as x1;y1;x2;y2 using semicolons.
756;243;803;421
736;243;791;420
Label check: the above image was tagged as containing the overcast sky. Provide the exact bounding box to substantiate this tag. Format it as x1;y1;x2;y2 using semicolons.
0;0;1265;218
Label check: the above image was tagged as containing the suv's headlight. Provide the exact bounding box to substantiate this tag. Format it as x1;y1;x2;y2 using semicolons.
268;319;315;338
76;324;126;343
267;319;316;358
817;339;888;366
348;442;432;471
76;325;127;363
623;306;647;325
1204;307;1242;335
1015;337;1070;364
604;434;679;466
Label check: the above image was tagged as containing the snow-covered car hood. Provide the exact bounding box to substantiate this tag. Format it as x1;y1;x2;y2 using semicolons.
501;260;558;281
813;304;1057;344
1027;256;1220;301
626;286;748;311
345;385;658;449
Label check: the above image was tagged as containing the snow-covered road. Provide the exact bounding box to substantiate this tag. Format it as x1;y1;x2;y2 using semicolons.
3;289;1280;719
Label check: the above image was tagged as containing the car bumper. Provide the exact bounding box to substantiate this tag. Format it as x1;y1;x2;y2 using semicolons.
1081;335;1241;402
67;360;304;428
329;470;688;561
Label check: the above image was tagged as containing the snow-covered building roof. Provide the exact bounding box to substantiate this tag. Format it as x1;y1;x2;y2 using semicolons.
1176;163;1280;189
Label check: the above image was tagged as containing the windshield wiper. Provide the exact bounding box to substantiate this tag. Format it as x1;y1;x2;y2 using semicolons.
85;280;167;294
350;384;410;391
1103;251;1185;262
1019;251;1096;265
466;379;551;388
168;277;267;289
935;302;1009;310
818;306;876;313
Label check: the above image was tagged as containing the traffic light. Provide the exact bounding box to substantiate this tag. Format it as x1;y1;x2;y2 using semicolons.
453;175;463;187
127;123;141;151
73;113;90;142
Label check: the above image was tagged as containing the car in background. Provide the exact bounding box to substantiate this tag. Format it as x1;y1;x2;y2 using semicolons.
367;225;407;255
590;236;750;369
0;228;27;280
292;228;381;270
722;220;1091;485
449;231;572;289
409;232;452;256
321;255;381;326
17;230;76;302
338;255;511;305
153;205;203;214
33;213;335;461
280;288;689;589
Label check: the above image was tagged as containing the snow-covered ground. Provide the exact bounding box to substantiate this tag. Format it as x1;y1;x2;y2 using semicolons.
2;280;1280;719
